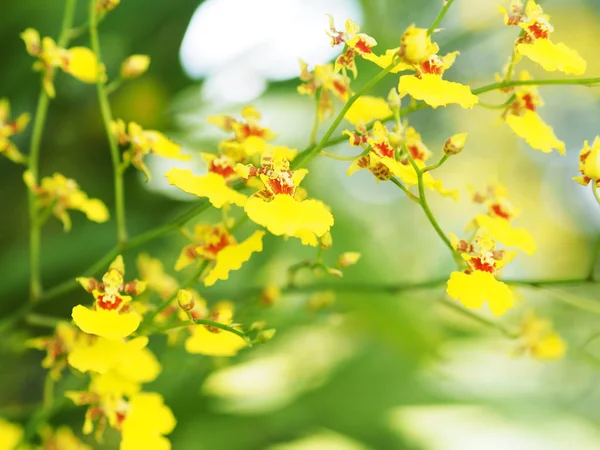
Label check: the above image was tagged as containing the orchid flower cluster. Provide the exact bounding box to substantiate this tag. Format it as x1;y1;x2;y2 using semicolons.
2;0;600;448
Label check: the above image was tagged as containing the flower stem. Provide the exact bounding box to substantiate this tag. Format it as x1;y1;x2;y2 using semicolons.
309;88;321;145
89;0;127;246
292;62;397;170
428;0;456;35
27;0;78;303
147;319;247;341
422;154;449;173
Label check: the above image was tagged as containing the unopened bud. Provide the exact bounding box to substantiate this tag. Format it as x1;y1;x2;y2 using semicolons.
337;252;361;268
444;133;467;155
120;55;150;79
257;328;276;343
327;268;344;278
307;290;336;312
177;289;195;312
96;0;120;13
320;232;333;249
260;284;281;307
250;321;266;331
387;88;401;111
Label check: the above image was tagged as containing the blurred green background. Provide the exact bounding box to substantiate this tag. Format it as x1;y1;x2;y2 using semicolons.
2;0;600;448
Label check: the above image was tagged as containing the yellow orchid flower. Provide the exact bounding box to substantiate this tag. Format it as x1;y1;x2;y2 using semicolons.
446;234;515;316
27;321;79;380
499;0;586;75
120;393;176;450
72;256;146;339
21;28;105;98
175;223;264;287
574;136;600;186
503;71;565;155
298;61;351;122
185;301;247;356
23;171;109;231
0;419;25;450
111;119;190;181
344;95;392;126
327;16;378;77
237;151;334;246
0;98;29;163
517;312;566;360
468;184;536;254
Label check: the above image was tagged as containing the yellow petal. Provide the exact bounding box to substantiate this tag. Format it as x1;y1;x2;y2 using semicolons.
71;305;140;339
165;168;247;208
398;74;479;109
474;214;536;254
0;419;24;450
204;231;265;286
145;130;190;161
245;195;334;246
532;333;566;360
344;95;393;126
79;198;109;223
362;48;412;73
65;47;104;83
446;270;514;316
185;325;247;356
516;39;587;75
506;110;565;154
122;392;176;447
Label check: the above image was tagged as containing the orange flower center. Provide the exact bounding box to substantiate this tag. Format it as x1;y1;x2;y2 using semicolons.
490;203;512;220
96;294;123;311
470;256;495;273
528;22;550;39
354;38;373;55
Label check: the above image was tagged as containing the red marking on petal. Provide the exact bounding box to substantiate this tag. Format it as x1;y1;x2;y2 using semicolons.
354;38;372;55
420;59;443;75
528;22;549;39
491;203;512;220
470;257;495;273
522;94;536;111
204;229;233;256
116;412;126;425
373;141;394;158
96;294;123;311
209;160;236;179
331;80;347;97
407;145;426;161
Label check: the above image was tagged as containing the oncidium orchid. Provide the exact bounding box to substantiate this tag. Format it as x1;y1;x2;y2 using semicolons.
21;28;105;98
500;0;587;75
446;234;515;316
0;98;30;163
24;171;109;231
72;256;146;339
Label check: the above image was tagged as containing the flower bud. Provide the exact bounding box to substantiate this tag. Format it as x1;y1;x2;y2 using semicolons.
326;268;344;278
256;328;276;343
444;133;467;156
582;138;600;181
387;88;401;111
320;232;333;249
400;24;438;65
177;289;195;312
337;252;361;268
97;0;120;13
120;55;151;79
260;284;281;306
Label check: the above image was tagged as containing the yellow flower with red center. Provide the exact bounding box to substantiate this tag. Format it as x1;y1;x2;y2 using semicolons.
397;46;478;109
298;61;351;122
574;136;600;186
72;256;146;339
23;171;109;231
110;119;189;181
468;184;536;254
0;98;29;163
174;223;264;287
446;234;515;316
27;321;79;380
120;392;176;450
209;105;277;148
516;312;566;360
503;71;565;154
236;151;334;246
346;121;459;200
185;300;247;356
499;0;586;75
326;16;377;77
21;28;105;98
344;95;392;127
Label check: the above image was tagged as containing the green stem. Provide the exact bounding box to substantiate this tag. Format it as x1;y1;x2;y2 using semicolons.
439;297;518;338
147;319;247;341
27;0;78;303
422;154;449;173
309;88;321;145
428;0;456;35
390;177;419;202
319;150;363;162
142;260;210;327
403;145;462;268
89;0;127;246
26;313;63;328
291;62;397;170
